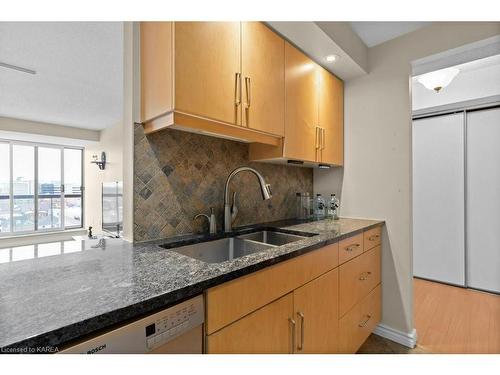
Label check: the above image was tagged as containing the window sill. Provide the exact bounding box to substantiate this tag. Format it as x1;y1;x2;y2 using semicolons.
0;228;87;247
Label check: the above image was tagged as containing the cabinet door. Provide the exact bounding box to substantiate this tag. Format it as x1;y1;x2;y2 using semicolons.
293;269;339;353
241;22;285;136
174;22;241;125
283;42;318;162
140;22;173;123
319;67;343;165
206;293;293;354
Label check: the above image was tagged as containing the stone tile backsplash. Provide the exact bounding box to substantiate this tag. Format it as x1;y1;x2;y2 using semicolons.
134;124;313;242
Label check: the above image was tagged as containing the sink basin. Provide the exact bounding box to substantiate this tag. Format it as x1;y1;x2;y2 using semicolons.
237;230;308;246
169;237;275;264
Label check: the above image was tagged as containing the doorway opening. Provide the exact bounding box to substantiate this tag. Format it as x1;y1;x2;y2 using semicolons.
411;43;500;353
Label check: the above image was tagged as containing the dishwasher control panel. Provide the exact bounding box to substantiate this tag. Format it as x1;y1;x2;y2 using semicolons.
145;296;203;350
60;295;204;354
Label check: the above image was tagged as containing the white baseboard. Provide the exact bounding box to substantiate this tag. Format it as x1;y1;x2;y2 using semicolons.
373;324;417;348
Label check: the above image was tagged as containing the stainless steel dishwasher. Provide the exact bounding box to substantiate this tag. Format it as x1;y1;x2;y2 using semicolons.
61;295;204;354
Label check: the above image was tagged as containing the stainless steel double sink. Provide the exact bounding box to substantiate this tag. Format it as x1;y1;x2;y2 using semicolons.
164;229;314;264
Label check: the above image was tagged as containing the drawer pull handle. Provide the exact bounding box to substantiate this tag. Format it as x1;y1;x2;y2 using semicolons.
345;243;360;252
359;271;372;281
358;314;372;328
368;234;380;241
297;311;305;351
289;318;296;354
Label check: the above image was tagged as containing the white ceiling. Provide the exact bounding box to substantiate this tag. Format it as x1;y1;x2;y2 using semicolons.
350;22;431;47
267;22;367;80
0;22;123;130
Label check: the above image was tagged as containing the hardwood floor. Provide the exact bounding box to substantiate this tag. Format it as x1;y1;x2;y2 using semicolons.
414;278;500;353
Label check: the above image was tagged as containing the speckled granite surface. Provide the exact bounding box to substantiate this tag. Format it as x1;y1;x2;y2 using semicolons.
0;217;382;352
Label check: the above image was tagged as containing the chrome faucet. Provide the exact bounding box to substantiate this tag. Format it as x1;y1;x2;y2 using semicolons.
223;166;272;232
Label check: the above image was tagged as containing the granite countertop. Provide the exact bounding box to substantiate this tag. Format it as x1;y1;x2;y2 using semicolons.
0;217;383;352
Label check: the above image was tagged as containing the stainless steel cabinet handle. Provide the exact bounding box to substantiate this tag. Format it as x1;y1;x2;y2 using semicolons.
289;318;296;354
234;72;241;106
245;77;251;109
322;128;326;150
345;243;360;252
297;311;305;351
315;127;320;150
359;271;372;281
358;314;372;327
368;234;380;241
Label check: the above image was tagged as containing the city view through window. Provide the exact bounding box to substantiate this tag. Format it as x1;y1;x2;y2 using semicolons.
0;142;83;234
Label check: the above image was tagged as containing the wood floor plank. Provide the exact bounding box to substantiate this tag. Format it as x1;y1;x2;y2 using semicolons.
414;278;500;354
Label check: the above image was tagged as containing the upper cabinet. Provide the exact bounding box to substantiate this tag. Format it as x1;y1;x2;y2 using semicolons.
241;22;285;136
175;22;241;126
140;22;283;145
282;42;319;163
140;22;173;123
318;66;344;166
249;42;344;167
140;22;343;166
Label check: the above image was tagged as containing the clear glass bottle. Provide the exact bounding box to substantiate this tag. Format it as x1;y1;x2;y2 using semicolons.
296;192;302;219
314;194;326;219
328;193;340;220
303;192;311;219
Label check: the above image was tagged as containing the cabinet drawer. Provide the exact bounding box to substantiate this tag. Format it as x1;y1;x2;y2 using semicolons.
206;242;339;334
338;233;363;265
339;284;381;354
339;246;381;317
364;226;381;251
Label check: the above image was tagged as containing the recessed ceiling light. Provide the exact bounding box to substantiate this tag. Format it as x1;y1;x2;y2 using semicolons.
326;54;340;63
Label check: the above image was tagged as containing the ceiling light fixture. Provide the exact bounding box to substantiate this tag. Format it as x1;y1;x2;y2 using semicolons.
326;54;340;63
416;67;459;93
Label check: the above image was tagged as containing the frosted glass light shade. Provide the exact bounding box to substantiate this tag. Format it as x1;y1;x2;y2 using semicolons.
417;67;460;93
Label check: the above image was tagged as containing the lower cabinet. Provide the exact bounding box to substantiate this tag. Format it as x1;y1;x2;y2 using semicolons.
205;225;383;354
206;269;339;354
206;294;294;354
339;285;381;354
293;268;339;353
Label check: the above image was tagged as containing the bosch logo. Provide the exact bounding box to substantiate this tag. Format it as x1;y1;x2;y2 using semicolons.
86;344;107;354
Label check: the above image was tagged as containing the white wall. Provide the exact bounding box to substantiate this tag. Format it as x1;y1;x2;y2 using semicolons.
315;22;500;335
83;21;134;240
84;121;124;233
0;116;99;145
413;61;500;110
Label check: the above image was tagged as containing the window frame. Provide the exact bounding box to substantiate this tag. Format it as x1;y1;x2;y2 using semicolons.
0;139;84;236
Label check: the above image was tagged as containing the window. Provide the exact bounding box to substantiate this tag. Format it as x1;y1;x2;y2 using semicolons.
0;140;83;235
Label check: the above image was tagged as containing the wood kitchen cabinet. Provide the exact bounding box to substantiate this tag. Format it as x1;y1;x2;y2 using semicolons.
249;42;344;167
204;226;382;354
175;22;241;126
319;66;344;165
241;22;285;136
140;21;284;145
206;294;293;354
282;42;319;162
293;268;339;353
